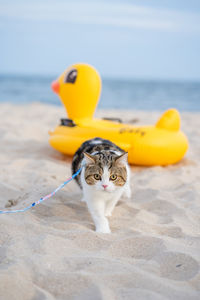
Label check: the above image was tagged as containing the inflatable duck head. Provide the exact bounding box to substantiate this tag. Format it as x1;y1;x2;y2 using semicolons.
51;63;101;120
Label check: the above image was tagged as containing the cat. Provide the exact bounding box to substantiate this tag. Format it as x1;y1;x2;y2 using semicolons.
72;137;131;233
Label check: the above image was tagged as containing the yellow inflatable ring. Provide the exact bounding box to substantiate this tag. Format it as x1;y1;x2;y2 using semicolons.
49;63;188;166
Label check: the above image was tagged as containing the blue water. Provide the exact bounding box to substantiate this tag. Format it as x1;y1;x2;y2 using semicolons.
0;74;200;111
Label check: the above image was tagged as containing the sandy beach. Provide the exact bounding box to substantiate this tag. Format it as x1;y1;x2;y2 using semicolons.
0;102;200;300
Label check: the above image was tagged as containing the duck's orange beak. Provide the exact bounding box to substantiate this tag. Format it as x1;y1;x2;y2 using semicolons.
51;80;60;94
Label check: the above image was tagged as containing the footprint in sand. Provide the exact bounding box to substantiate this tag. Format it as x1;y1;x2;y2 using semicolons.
108;236;165;260
133;188;159;204
141;199;182;216
155;252;199;281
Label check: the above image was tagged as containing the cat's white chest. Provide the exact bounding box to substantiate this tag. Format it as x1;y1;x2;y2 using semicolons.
88;189;118;202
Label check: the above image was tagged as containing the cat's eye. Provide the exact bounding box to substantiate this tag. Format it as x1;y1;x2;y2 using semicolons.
110;174;117;181
94;174;101;180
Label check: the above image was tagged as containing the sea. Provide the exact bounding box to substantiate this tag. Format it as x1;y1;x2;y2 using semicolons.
0;74;200;111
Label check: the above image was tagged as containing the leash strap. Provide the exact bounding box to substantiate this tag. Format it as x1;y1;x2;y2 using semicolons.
0;167;82;214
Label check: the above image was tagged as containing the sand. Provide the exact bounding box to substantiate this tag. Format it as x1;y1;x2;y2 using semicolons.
0;102;200;300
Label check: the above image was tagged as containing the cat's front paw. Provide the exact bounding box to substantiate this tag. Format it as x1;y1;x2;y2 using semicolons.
96;226;111;234
105;211;112;217
81;196;86;202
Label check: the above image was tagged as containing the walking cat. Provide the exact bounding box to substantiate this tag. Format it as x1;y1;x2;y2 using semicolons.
72;138;131;233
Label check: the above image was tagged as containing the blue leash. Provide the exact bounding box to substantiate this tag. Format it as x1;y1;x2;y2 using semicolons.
0;167;82;214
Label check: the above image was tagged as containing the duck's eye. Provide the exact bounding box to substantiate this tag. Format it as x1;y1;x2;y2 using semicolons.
94;174;101;180
110;174;117;181
64;69;77;83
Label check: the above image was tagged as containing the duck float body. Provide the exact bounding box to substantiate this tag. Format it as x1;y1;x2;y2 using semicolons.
49;63;188;166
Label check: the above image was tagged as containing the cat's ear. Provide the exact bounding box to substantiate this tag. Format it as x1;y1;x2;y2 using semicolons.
83;152;95;165
115;152;128;165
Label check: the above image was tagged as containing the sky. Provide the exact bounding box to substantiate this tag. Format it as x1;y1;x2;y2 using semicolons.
0;0;200;80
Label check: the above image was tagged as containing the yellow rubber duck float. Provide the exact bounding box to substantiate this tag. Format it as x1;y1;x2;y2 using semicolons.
49;63;188;166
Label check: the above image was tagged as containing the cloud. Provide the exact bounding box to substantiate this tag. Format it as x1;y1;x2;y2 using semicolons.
0;0;200;33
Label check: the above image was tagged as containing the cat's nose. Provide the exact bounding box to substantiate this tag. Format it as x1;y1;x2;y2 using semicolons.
102;185;108;189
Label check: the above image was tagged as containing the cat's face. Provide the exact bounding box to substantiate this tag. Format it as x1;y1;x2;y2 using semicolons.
83;152;128;192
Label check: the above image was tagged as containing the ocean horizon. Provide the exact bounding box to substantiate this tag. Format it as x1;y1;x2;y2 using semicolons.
0;74;200;111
